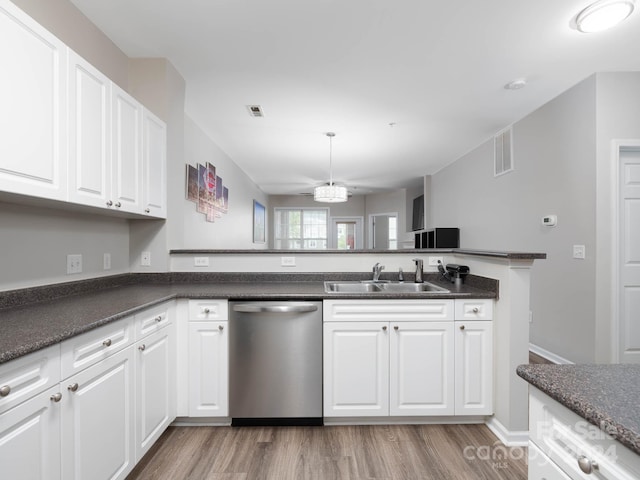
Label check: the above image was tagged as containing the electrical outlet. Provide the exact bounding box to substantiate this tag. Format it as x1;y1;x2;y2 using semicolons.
67;254;82;274
573;245;586;259
281;256;296;267
141;251;151;266
194;257;210;267
428;256;444;266
103;253;111;270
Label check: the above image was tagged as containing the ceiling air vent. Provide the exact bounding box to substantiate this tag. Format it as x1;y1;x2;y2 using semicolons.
246;105;264;117
494;127;513;177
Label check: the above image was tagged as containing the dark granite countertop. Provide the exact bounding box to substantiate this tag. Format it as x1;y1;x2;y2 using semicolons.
517;363;640;455
0;272;497;365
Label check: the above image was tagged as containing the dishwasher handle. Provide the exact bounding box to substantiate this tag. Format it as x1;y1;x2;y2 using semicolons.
232;303;319;314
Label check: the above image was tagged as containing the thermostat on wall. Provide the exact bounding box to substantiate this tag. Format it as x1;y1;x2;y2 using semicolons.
542;215;557;226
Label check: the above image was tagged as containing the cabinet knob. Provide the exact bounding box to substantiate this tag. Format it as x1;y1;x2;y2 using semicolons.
382;325;387;331
577;456;598;474
106;200;113;207
102;339;112;347
67;383;79;392
0;385;10;397
472;307;479;313
459;325;465;330
114;202;122;208
155;315;163;322
145;208;151;214
138;344;146;351
50;392;62;403
218;325;224;331
394;325;399;331
203;308;211;314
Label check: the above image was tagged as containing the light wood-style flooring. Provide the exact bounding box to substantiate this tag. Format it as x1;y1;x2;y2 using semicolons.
126;424;527;480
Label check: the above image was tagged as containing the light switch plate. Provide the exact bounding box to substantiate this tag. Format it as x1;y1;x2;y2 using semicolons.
103;253;111;270
573;245;585;259
428;256;444;266
281;256;296;267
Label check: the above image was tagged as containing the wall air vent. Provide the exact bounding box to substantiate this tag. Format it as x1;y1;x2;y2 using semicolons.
246;105;264;117
494;127;513;177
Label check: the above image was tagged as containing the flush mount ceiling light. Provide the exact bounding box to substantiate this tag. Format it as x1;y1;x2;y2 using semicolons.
575;0;635;32
504;78;527;90
314;132;348;203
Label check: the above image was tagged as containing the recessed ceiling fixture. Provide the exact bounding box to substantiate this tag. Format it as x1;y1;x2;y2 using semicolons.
575;0;635;32
504;79;527;90
246;105;264;117
314;132;348;203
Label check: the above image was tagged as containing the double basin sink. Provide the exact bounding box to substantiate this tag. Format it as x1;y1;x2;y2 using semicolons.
324;280;450;294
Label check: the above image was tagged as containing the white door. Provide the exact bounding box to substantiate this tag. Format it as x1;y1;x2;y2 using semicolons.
619;149;640;363
323;322;389;417
330;217;363;249
142;108;167;218
61;347;135;480
0;1;67;200
0;386;61;480
135;328;173;462
111;85;142;214
454;321;493;415
188;322;228;417
67;50;111;208
389;321;454;416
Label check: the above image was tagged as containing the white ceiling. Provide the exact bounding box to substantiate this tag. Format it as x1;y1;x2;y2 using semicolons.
70;0;640;196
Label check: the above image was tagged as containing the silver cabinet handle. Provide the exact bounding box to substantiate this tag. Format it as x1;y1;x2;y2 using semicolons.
577;456;598;474
103;339;112;347
460;325;465;330
382;325;387;331
50;392;62;403
138;344;146;351
154;315;162;322
114;202;121;208
472;307;479;313
106;200;113;207
232;303;318;314
0;385;10;397
68;383;79;392
218;325;224;331
203;308;211;314
145;208;150;213
394;325;399;331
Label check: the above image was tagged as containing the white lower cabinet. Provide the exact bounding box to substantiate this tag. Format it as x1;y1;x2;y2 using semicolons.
135;326;174;461
0;385;62;480
61;346;135;480
188;321;228;417
323;299;492;419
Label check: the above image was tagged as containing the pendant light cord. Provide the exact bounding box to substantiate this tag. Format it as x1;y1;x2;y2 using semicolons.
327;132;335;187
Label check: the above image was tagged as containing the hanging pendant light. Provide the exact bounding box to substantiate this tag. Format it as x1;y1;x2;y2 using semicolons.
314;132;348;203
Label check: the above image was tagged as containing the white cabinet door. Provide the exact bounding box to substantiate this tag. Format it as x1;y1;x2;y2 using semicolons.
188;322;228;417
111;85;142;214
323;322;389;417
389;321;454;416
135;327;174;461
61;346;135;480
0;0;67;200
454;321;493;415
67;50;110;209
0;385;61;480
142;108;167;218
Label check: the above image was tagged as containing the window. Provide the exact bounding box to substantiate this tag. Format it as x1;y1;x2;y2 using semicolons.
274;208;328;250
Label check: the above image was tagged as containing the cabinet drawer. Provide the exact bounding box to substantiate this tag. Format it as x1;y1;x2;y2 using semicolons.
454;299;493;321
530;388;640;480
135;302;172;339
528;441;572;480
323;300;454;322
0;344;61;415
60;317;133;379
188;299;228;322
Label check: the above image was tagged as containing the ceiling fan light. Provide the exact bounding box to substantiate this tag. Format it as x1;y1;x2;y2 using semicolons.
576;0;635;32
314;184;348;203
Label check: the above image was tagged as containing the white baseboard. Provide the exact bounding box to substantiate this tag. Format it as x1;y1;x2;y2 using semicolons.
529;343;573;365
485;417;529;447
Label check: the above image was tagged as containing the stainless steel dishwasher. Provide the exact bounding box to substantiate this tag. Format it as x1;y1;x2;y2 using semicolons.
229;301;323;426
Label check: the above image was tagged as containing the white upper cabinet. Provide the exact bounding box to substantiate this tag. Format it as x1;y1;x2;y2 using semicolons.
67;50;111;208
142;108;167;217
111;85;143;214
0;0;67;200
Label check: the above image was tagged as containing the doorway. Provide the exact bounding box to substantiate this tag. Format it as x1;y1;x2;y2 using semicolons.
330;217;363;250
368;213;398;249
